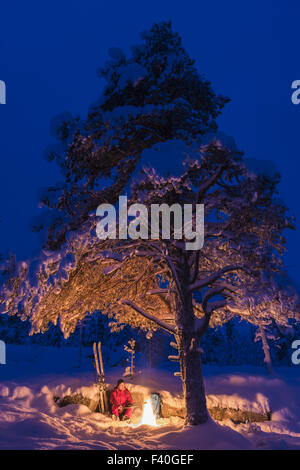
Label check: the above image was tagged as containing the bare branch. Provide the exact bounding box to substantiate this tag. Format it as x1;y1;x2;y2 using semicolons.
188;265;253;292
164;254;185;305
205;300;227;316
202;286;226;314
121;299;176;334
195;284;237;338
147;288;175;295
189;166;225;284
196;164;224;203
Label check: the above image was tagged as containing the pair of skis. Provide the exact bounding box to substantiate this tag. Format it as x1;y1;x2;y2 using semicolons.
93;341;108;413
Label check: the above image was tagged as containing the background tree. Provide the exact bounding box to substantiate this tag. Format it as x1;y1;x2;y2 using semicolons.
124;338;136;378
226;279;299;373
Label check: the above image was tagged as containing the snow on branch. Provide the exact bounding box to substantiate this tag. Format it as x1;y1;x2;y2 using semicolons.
188;265;253;292
196;163;224;203
121;299;176;334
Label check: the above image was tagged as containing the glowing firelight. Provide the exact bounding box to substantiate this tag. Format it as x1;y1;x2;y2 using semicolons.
138;399;157;426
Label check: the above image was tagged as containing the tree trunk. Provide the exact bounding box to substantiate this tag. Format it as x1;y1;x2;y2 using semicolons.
260;326;273;374
176;292;209;425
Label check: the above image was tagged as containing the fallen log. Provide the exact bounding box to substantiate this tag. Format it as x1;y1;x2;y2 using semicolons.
53;390;271;424
53;390;145;414
160;401;271;423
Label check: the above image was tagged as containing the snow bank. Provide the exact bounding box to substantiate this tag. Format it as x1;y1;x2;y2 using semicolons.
0;346;300;449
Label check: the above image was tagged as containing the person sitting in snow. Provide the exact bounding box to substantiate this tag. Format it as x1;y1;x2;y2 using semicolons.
110;379;133;421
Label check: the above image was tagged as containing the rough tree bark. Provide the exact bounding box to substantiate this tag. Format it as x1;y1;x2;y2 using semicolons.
259;325;273;375
175;285;209;425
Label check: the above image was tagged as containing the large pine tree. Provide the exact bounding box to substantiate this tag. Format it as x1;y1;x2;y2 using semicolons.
35;21;228;249
1;143;294;424
0;22;296;425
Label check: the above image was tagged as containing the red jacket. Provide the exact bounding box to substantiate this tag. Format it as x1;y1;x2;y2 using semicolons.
110;387;133;407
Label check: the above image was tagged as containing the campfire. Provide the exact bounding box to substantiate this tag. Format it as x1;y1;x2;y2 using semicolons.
137;398;158;427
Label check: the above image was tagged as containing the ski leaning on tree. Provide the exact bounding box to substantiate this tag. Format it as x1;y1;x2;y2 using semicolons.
92;341;109;413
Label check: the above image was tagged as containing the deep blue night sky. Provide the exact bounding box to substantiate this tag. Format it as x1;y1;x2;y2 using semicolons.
0;1;299;283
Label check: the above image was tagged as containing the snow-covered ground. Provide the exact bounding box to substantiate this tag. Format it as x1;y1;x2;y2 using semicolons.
0;344;300;450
